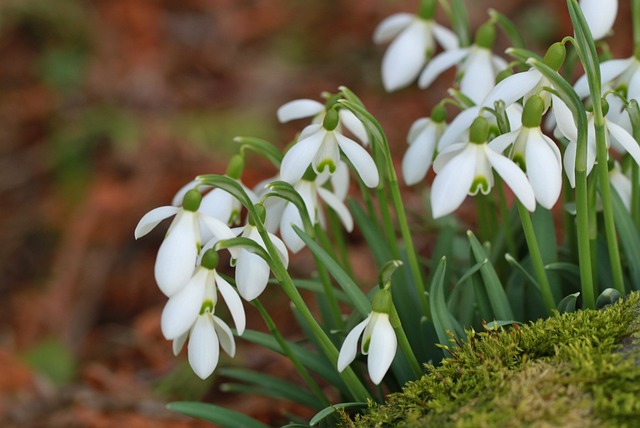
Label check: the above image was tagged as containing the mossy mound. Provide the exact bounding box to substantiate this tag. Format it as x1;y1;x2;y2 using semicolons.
344;292;640;428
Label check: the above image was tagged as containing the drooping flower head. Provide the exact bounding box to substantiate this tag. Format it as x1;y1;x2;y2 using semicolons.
579;0;618;41
402;104;448;185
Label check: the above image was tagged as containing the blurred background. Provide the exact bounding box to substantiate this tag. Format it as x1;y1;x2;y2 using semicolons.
0;0;631;426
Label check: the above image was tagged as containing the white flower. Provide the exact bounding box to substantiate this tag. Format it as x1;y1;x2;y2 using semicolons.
431;117;536;218
277;168;353;253
552;95;640;187
575;55;640;101
160;250;245;341
233;223;289;301
579;0;617;40
373;13;458;92
419;24;507;104
134;190;237;297
402;110;447;185
172;310;236;380
337;311;397;385
280;110;379;188
489;96;563;209
277;98;369;145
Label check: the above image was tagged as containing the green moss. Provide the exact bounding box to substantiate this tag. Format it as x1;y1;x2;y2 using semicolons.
344;292;640;428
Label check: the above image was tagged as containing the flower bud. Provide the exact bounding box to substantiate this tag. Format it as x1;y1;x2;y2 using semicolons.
249;203;267;226
201;249;220;270
475;23;496;49
183;189;202;212
522;95;545;128
226;154;244;179
418;0;437;20
431;104;447;123
543;43;566;71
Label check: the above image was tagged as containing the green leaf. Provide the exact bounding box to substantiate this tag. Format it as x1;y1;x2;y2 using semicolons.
23;338;76;386
265;180;314;234
483;320;522;330
612;188;640;290
430;258;462;350
309;402;368;426
504;253;539;291
235;136;283;167
197;174;255;210
293;279;350;303
348;199;392;267
557;292;580;313
467;231;514;320
488;9;526;49
167;402;270;428
506;47;544;64
293;225;371;316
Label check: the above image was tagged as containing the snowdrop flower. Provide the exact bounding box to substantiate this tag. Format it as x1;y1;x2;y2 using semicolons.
489;96;562;209
373;2;458;92
553;95;640;187
233;207;289;301
161;249;245;341
402;105;447;185
579;0;617;41
277;166;353;253
609;160;632;211
419;23;507;104
431;116;536;218
134;189;237;297
483;43;566;111
280;108;379;188
277;96;369;146
337;289;397;385
574;49;640;101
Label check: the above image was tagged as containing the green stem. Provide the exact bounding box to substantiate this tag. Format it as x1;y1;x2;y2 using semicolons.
450;0;471;47
327;208;353;278
496;179;517;257
252;300;330;406
516;202;556;315
632;162;640;228
633;0;640;46
314;224;346;330
377;187;401;259
391;308;423;378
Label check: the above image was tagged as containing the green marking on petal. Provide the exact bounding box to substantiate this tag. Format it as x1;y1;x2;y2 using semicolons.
470;176;490;195
362;336;371;354
316;159;337;174
199;300;214;315
513;153;527;172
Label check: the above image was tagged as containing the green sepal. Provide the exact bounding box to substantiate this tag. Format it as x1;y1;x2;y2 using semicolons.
475;22;496;49
225;154;245;179
200;249;219;270
543;42;566;71
522;95;545;128
182;189;202;212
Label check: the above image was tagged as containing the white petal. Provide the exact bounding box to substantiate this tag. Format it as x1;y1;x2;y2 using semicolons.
277;99;324;123
280;202;306;253
381;20;431;91
367;314;397;385
431;145;477;218
488;130;518;154
607;120;640;166
460;49;496;104
155;212;198;296
486;148;536;211
269;232;290;268
437;106;481;150
373;13;413;43
280;128;325;184
551;95;578;142
580;0;618;40
432;142;467;172
339;109;369;145
407;118;430;143
336;133;379;188
134;206;179;239
235;250;270;301
188;316;219;379
628;69;640;100
337;317;370;372
171;180;202;207
402;124;439;185
525;132;562;209
483;70;542;108
330;161;350;201
161;268;208;339
200;188;235;224
563;141;578;188
610;169;632;211
317;187;354;232
213;315;236;357
433;23;459;50
214;272;246;335
172;332;188;356
418;48;469;89
200;214;239;259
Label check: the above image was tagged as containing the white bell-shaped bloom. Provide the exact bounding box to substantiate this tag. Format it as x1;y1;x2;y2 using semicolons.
134;190;237;297
161;250;245;341
575;55;640;101
489;96;562;209
374;13;458;92
280;111;379;188
419;24;507;104
402;109;447;185
278;168;353;253
579;0;617;40
277;98;369;146
337;311;397;385
431;117;536;218
233;223;289;301
172;309;236;380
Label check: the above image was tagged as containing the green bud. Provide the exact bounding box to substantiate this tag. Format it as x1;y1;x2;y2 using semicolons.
371;288;393;314
322;108;340;131
431;104;447;123
601;98;609;116
249;203;267;226
182;189;202;212
226;154;244;179
543;43;566;71
469;117;489;144
201;249;220;270
522;95;545;128
418;0;437;20
475;23;496;49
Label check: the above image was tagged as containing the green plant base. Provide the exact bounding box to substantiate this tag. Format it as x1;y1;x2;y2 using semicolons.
343;292;640;428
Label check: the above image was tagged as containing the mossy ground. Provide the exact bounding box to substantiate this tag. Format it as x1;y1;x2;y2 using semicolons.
343;292;640;428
